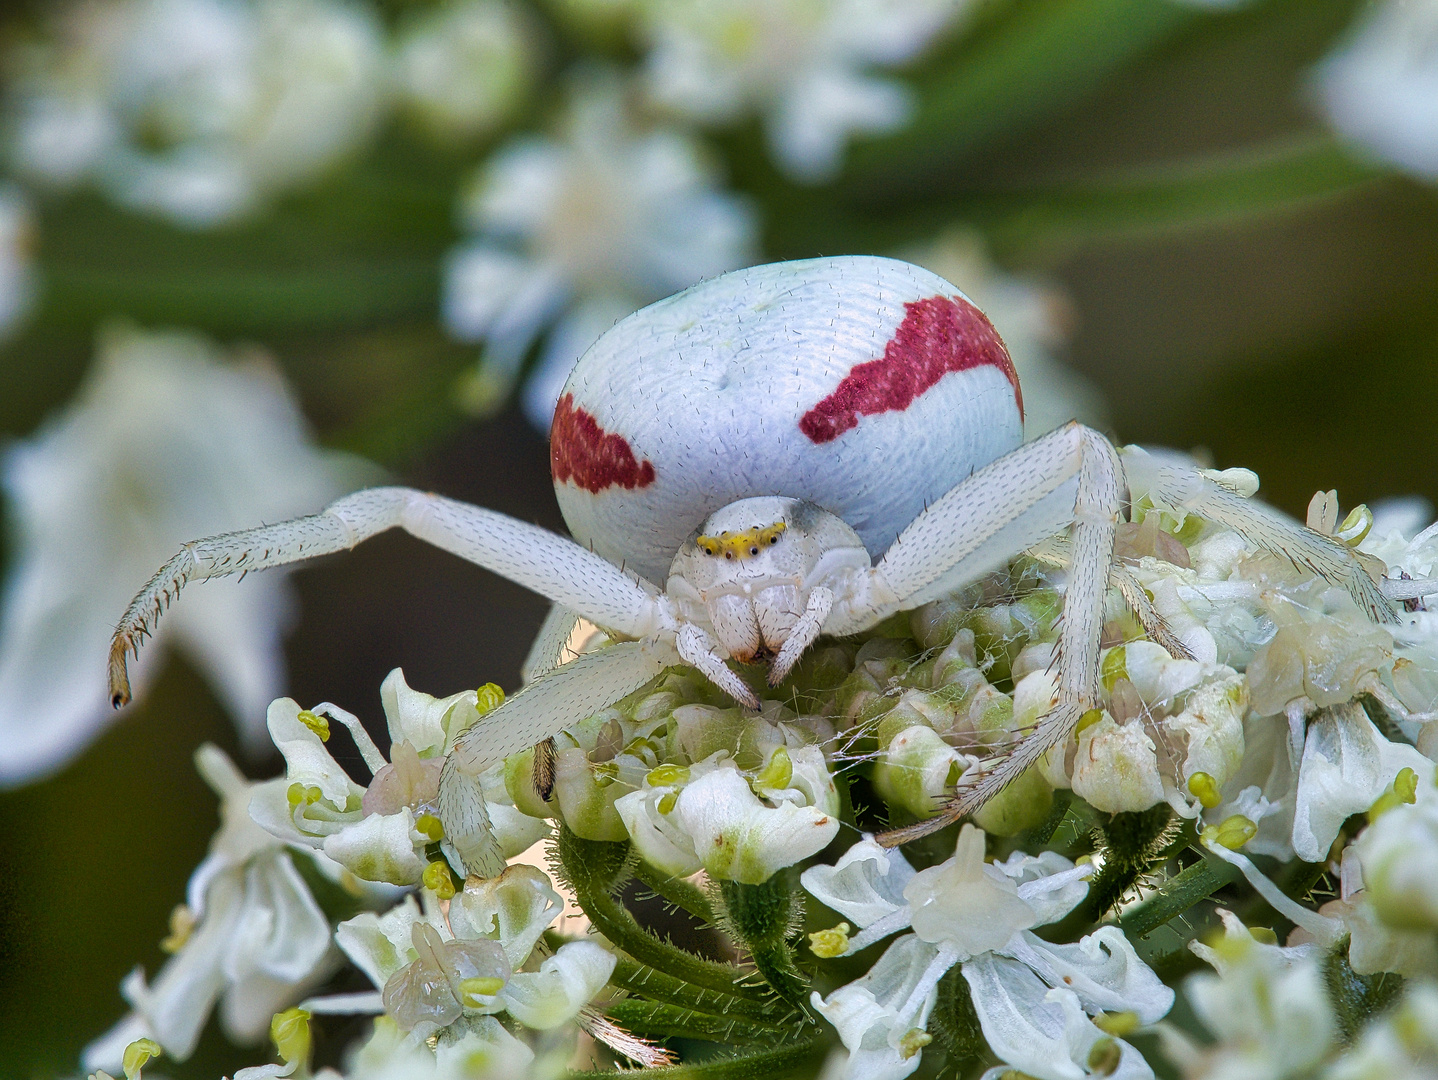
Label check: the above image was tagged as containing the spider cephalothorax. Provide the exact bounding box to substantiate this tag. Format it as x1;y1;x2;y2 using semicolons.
108;255;1409;876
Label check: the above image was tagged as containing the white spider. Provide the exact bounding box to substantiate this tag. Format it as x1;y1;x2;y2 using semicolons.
108;256;1420;876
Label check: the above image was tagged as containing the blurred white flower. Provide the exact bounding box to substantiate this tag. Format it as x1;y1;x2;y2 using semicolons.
392;0;536;143
10;0;386;227
85;745;340;1071
443;74;757;424
902;229;1106;439
1352;781;1438;933
638;0;971;182
340;1015;539;1080
1178;909;1337;1079
0;325;362;783
1289;701;1432;863
804;828;1171;1080
1313;0;1438;181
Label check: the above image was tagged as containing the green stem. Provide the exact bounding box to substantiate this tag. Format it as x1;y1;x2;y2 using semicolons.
604;1000;797;1046
609;957;792;1026
1119;854;1240;941
1081;805;1176;921
577;884;765;1002
557;826;766;1002
634;860;718;926
1323;939;1405;1044
717;876;810;1007
564;1038;826;1080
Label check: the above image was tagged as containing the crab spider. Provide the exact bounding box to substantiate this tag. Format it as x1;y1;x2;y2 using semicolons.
108;257;1410;875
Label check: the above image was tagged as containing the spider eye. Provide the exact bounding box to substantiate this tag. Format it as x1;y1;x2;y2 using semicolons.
750;546;759;555
724;551;733;560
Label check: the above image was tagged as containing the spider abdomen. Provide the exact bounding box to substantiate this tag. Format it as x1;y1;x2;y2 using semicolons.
552;255;1025;585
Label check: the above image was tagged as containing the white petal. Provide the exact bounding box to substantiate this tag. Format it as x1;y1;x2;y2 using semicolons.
336;895;424;988
434;1015;536;1075
379;668;480;757
222;852;333;986
615;786;703;879
677;762;839;883
323;809;426;886
812;934;945;1080
499;939;616;1029
1001;927;1173;1023
1292;702;1434;862
449;862;563;968
267;698;366;810
801;835;917;929
903;825;1036;957
962;955;1154;1080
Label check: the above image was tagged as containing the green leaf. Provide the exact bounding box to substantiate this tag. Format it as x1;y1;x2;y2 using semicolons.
970;136;1388;258
842;0;1201;201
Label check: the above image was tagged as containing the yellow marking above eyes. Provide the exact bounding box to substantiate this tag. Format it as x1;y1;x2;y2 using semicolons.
697;522;787;559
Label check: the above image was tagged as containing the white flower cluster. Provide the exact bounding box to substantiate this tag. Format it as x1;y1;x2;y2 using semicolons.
804;826;1171;1080
507;667;842;884
1165;908;1438;1079
10;0;388;227
86;669;615;1079
78;441;1438;1080
636;0;972;182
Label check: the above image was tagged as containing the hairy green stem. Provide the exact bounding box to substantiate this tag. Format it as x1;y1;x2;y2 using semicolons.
558;827;767;1003
634;860;718;926
1119;854;1240;941
564;1038;827;1080
718;875;810;1007
605;999;798;1046
1324;939;1405;1044
609;957;792;1026
1082;805;1176;921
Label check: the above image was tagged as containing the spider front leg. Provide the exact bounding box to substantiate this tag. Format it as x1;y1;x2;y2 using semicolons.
820;423;1124;848
440;636;681;874
108;486;668;706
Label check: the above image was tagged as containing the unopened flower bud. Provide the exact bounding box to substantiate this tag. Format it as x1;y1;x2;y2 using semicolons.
270;1007;311;1066
475;683;505;714
121;1038;161;1080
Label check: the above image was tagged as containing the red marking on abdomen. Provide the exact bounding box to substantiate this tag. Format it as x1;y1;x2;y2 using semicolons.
799;295;1022;444
551;393;656;493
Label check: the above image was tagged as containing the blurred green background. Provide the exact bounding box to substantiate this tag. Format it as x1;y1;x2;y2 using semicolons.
3;0;1438;1074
